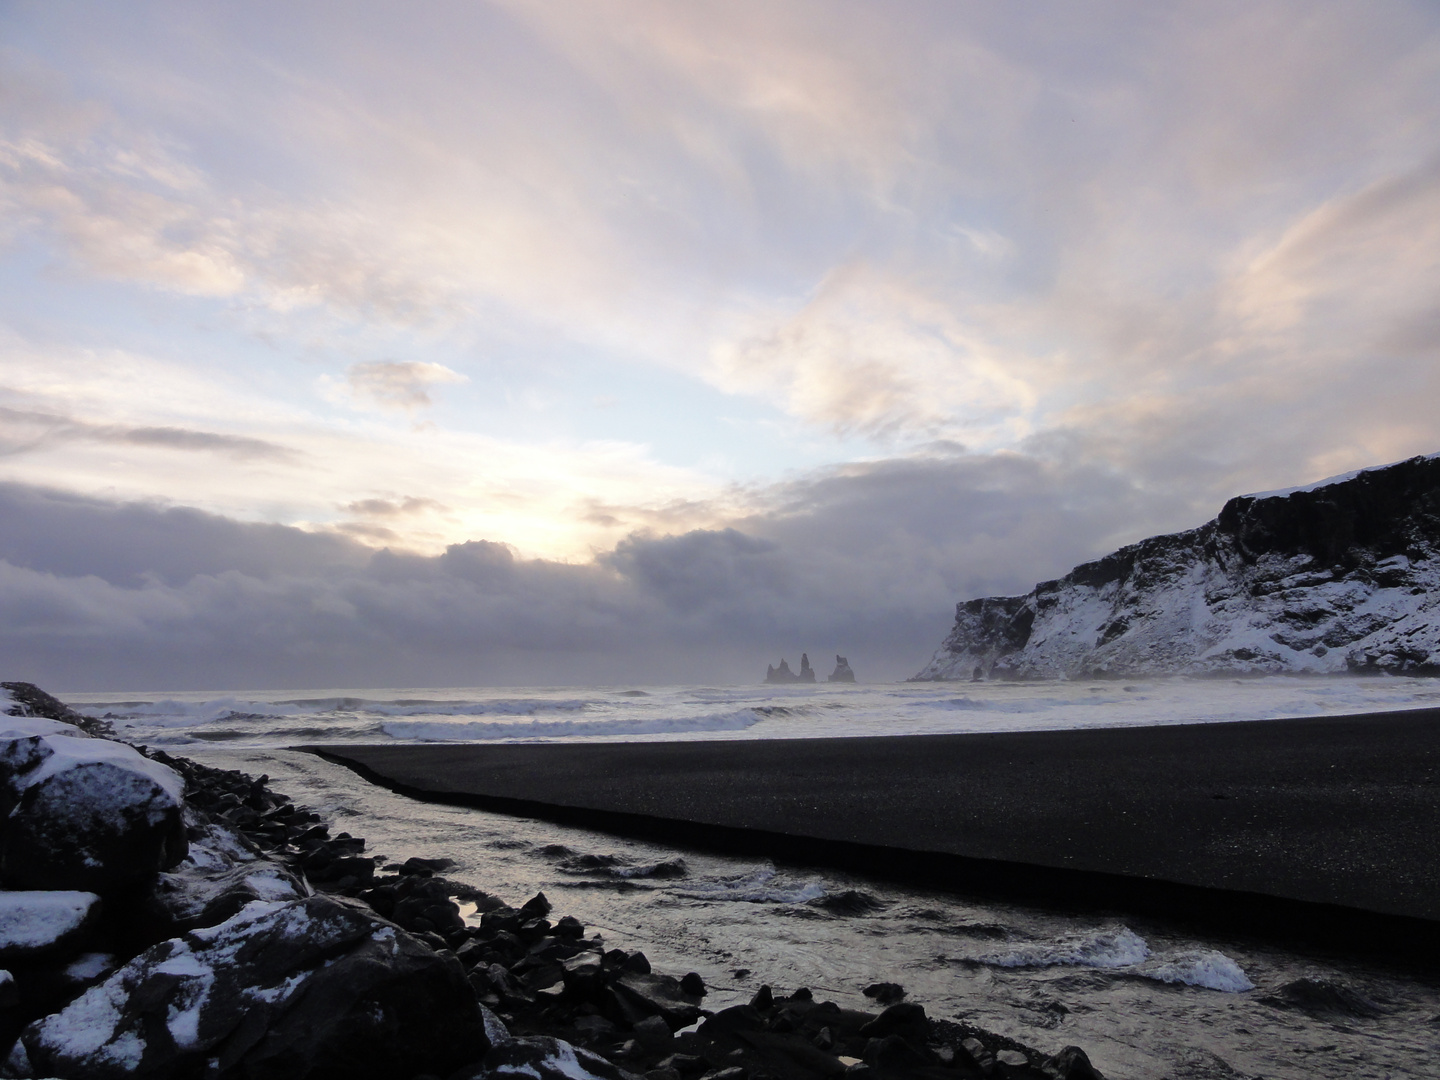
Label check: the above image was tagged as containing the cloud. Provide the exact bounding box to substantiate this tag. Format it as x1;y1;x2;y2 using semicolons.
343;496;448;517
1228;156;1440;350
0;451;1170;688
0;406;297;462
0;482;369;588
711;264;1037;443
341;361;467;412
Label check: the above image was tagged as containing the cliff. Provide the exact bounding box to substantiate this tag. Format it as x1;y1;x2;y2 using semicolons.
913;454;1440;680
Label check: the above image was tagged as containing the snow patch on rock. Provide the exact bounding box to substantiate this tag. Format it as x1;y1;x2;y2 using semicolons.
0;716;79;739
24;734;184;807
22;894;486;1079
0;889;101;959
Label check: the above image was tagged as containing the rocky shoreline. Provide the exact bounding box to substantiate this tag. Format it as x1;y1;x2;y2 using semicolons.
2;682;1104;1080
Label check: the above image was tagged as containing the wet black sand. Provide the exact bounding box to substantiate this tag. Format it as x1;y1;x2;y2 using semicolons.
304;708;1440;960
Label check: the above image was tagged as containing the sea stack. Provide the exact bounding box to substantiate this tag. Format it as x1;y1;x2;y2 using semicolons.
828;655;855;682
914;453;1440;680
765;659;797;683
764;654;818;683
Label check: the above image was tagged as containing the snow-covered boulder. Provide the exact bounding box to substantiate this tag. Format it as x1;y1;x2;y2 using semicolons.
0;890;101;961
144;815;305;934
0;734;187;894
452;1006;638;1080
915;454;1440;679
2;681;111;737
0;717;82;741
456;1035;642;1080
17;894;488;1080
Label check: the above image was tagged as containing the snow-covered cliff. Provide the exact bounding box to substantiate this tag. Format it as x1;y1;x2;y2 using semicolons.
914;454;1440;680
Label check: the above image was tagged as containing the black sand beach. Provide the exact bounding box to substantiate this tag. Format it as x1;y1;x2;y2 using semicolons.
308;708;1440;959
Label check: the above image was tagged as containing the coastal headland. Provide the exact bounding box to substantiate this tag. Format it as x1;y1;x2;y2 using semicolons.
310;707;1440;962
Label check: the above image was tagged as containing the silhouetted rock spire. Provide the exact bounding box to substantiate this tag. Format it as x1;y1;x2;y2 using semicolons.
764;653;820;683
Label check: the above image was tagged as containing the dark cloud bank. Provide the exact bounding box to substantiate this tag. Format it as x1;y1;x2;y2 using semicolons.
0;454;1179;690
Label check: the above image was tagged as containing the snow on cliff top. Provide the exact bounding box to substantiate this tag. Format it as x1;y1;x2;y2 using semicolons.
1244;452;1440;501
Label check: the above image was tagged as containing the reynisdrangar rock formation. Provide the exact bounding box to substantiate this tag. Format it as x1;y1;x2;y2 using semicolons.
764;653;817;683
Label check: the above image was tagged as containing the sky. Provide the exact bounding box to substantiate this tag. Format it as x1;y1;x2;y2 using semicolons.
3;0;1440;689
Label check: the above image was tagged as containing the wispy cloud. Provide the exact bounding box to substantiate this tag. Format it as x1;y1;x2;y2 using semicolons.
0;406;297;461
341;361;467;412
711;264;1037;444
343;495;448;518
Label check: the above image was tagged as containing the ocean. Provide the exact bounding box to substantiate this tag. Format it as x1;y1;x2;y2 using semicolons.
59;676;1440;1080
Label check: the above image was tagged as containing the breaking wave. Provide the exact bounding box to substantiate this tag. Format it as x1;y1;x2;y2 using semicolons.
382;708;766;742
1137;950;1254;993
675;865;827;904
556;853;689;880
977;926;1151;969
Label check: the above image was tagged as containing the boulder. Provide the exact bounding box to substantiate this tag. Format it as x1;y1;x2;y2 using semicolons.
861;983;904;1006
0;890;101;961
857;1002;928;1040
19;894;488;1080
959;1037;995;1073
1;681;111;736
1;734;187;894
632;1015;673;1054
609;971;705;1031
454;1034;641;1080
145;820;306;934
863;1033;930;1073
1040;1046;1106;1080
0;717;80;743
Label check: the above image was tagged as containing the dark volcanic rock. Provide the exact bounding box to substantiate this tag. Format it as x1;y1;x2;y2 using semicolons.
0;734;187;894
765;659;799;684
1;682;112;737
18;894;487;1080
1039;1045;1107;1079
765;655;817;684
609;971;705;1031
858;1002;928;1041
914;453;1440;678
144;827;306;934
456;1034;641;1080
861;983;905;1006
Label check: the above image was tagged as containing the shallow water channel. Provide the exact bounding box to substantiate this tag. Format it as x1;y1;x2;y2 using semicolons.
178;745;1440;1080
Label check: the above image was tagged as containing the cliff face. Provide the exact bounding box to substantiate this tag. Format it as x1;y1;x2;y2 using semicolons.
914;454;1440;680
